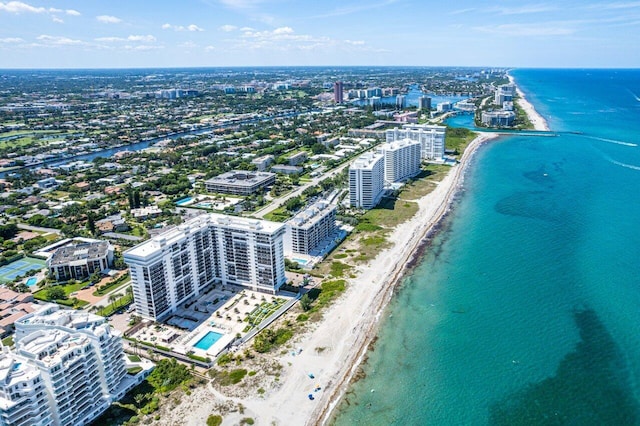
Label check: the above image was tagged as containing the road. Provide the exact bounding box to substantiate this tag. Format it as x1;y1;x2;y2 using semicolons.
17;223;62;235
253;159;353;218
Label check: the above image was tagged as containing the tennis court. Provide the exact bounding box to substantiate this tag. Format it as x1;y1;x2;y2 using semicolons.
0;257;46;283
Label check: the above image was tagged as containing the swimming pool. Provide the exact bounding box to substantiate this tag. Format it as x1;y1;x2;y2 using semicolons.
193;331;223;351
26;277;37;286
292;258;309;266
175;197;194;206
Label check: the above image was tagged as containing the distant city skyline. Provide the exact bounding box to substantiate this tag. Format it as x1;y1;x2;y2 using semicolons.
1;0;639;68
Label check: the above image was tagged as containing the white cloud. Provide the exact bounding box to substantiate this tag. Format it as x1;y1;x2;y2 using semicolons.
0;1;45;13
312;0;399;19
229;26;376;53
474;23;574;36
219;24;238;32
96;15;121;24
162;23;204;32
127;34;156;42
0;37;24;43
36;34;85;45
205;45;216;51
94;35;157;43
123;44;162;51
586;1;640;10
272;26;293;35
0;2;80;21
95;36;125;42
494;4;557;15
449;7;476;15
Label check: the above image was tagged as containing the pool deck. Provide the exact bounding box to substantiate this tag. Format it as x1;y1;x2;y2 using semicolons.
130;286;295;359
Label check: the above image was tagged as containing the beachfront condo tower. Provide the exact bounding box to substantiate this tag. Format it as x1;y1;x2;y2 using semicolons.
349;152;385;209
386;124;446;161
0;304;130;426
124;214;287;321
378;139;422;184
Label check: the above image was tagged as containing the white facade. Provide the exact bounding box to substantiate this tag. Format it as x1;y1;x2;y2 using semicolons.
0;350;53;426
481;110;515;127
14;305;126;398
2;304;128;426
349;152;385;210
15;330;107;426
47;241;113;282
386;124;446;161
377;139;422;184
494;83;515;106
284;201;337;255
124;214;287;321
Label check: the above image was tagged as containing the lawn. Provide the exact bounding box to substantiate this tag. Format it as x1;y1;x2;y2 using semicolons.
399;165;451;200
97;293;133;317
445;127;477;156
263;206;291;222
361;197;419;229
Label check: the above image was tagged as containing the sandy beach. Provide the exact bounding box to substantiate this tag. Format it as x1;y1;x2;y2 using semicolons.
507;72;550;131
155;132;499;426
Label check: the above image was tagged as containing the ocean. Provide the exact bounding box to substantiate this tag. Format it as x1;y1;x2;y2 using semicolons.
331;69;640;425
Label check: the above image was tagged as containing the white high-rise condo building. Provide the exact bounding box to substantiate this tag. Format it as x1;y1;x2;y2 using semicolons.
377;139;422;184
284;201;337;255
124;214;287;321
494;83;515;106
0;304;129;426
386;124;446;161
14;305;127;398
349;152;385;209
0;350;53;426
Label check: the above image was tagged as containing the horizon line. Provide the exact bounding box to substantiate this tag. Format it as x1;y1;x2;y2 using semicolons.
1;65;640;71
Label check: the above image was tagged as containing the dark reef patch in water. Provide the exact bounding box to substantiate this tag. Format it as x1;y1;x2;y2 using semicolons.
489;308;640;426
494;191;560;222
523;166;556;188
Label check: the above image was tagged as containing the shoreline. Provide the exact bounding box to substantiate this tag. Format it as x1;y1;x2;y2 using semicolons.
249;132;499;426
311;134;499;426
507;72;550;131
156;133;499;426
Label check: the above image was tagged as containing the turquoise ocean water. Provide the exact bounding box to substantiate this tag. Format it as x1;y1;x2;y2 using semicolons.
332;69;640;425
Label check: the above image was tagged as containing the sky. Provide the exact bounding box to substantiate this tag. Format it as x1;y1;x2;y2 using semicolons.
1;0;639;68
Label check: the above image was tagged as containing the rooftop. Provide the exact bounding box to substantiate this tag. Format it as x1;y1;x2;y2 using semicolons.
48;241;111;267
350;152;384;171
289;201;336;229
124;213;285;260
204;170;275;186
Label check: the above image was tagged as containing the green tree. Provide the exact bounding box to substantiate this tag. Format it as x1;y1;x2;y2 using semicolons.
133;189;141;208
46;286;66;301
299;293;312;311
147;359;192;392
86;212;96;236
